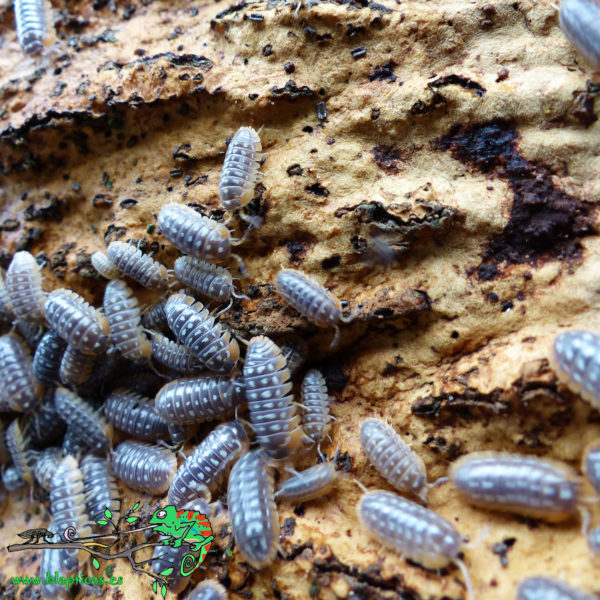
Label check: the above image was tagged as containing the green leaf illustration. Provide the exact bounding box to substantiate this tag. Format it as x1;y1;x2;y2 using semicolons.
161;584;167;598
126;516;139;523
152;580;158;593
104;508;112;519
132;502;140;511
159;567;173;576
92;558;100;570
96;519;108;526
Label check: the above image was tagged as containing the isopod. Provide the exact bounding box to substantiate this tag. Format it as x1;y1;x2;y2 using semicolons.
6;419;38;484
29;392;66;446
62;425;87;458
301;369;331;445
517;576;598;600
81;454;121;526
104;389;169;442
54;387;112;453
59;343;96;386
168;421;248;506
158;203;232;262
278;334;308;377
449;452;581;522
34;446;62;491
44;289;109;355
104;279;152;363
14;0;50;55
275;463;337;502
165;294;239;375
156;375;244;425
141;300;169;332
559;0;600;69
583;444;600;493
2;466;26;492
174;256;241;304
276;268;353;347
90;250;119;280
219;126;263;211
168;423;198;446
33;330;66;385
227;450;279;569
6;251;45;324
40;524;72;599
107;241;168;289
112;440;177;494
243;335;303;460
360;418;429;502
150;332;203;374
187;580;228;600
0;268;15;323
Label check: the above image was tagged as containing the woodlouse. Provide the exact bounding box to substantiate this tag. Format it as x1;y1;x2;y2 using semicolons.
301;369;331;445
6;419;38;484
14;0;49;55
40;524;72;599
6;251;45;324
2;466;26;492
150;332;203;374
0;268;15;323
187;580;228;600
33;446;62;491
168;423;198;446
107;241;168;289
156;375;244;425
243;335;303;460
33;330;66;385
517;576;598;600
449;452;581;522
168;420;248;506
29;393;66;446
219;126;263;211
360;418;429;502
104;390;169;442
0;334;42;412
112;440;177;494
59;343;96;386
157;203;232;262
141;300;169;332
559;0;600;69
44;289;109;355
165;294;239;375
227;450;279;569
104;279;151;363
81;454;121;526
276;268;354;347
90;250;119;280
62;425;87;458
275;462;337;502
583;444;600;493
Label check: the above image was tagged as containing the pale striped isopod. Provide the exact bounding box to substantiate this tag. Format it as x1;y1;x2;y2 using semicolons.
141;300;169;332
360;418;429;502
158;203;232;262
6;419;38;484
301;369;331;444
449;452;580;522
29;392;66;446
227;450;279;569
104;390;169;442
14;0;49;55
150;332;203;374
59;343;96;386
6;251;45;324
33;330;66;385
168;421;248;506
588;526;600;555
174;256;238;304
275;463;337;502
112;440;177;494
81;454;121;526
44;289;109;355
90;250;119;279
54;387;112;453
187;580;228;600
107;242;168;289
0;334;42;412
583;444;600;493
219;126;263;211
517;576;598;600
2;466;26;492
243;335;303;460
104;279;151;363
559;0;600;69
0;268;15;323
34;446;62;491
156;375;244;425
165;294;239;374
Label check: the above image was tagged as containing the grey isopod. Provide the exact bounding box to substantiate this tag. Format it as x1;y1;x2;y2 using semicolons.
559;0;600;69
90;250;119;280
2;466;26;492
301;369;331;445
517;576;598;600
157;203;232;262
243;335;304;460
33;330;67;385
227;450;279;569
0;268;15;323
186;580;228;600
107;241;168;289
62;425;88;458
168;421;248;506
141;300;169;332
165;294;239;375
59;343;96;386
6;251;46;324
155;375;244;425
6;419;38;484
14;0;49;55
40;523;71;599
583;444;600;493
44;289;110;355
449;452;581;522
219;126;263;211
150;332;203;374
104;390;169;442
104;279;152;363
34;446;62;491
275;463;337;502
360;418;429;502
112;440;177;494
168;423;198;446
81;454;121;526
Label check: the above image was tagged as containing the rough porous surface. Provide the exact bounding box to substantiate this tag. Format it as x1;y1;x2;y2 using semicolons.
0;0;600;598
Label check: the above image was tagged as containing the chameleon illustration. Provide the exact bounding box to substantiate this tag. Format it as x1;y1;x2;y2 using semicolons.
17;528;55;544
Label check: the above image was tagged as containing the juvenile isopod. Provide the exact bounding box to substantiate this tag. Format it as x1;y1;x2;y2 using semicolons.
90;250;119;280
301;369;331;446
34;446;62;491
158;203;232;262
227;449;279;569
186;580;228;600
44;289;109;355
517;576;598;600
559;0;600;69
6;419;38;484
150;332;203;374
33;330;66;385
112;440;177;494
107;241;168;289
104;279;152;363
168;421;248;506
104;390;169;442
219;126;263;211
360;418;429;502
59;343;96;386
0;334;42;412
0;268;15;323
583;443;600;493
14;0;50;55
276;268;354;347
449;452;581;522
275;462;337;502
54;387;112;453
243;335;303;460
165;294;239;375
81;454;121;526
156;375;244;425
6;251;45;324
